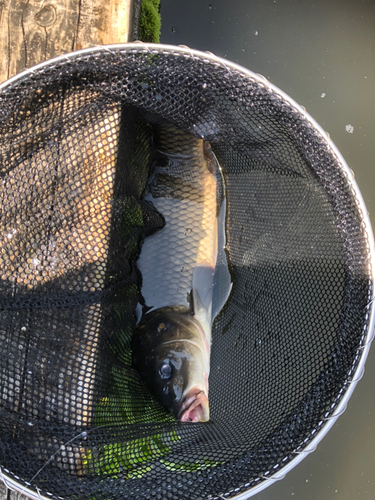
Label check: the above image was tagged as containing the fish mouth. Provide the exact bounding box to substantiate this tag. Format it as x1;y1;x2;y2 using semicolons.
179;388;210;423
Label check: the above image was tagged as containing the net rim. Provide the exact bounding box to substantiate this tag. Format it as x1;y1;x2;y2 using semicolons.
0;42;373;500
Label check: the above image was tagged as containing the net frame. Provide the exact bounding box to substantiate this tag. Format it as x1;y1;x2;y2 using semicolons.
0;43;373;500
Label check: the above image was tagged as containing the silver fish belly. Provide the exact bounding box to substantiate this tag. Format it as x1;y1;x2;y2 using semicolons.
133;123;231;422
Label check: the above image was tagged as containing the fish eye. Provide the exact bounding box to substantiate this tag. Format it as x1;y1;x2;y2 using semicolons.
157;322;168;333
159;362;172;380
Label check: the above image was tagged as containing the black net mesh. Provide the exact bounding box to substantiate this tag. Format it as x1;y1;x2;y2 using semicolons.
0;45;372;500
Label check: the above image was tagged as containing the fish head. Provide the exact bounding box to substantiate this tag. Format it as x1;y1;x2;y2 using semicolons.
132;306;210;422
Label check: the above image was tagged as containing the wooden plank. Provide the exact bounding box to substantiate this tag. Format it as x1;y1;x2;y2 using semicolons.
0;0;135;84
0;2;137;498
0;482;27;500
0;93;124;497
0;96;123;500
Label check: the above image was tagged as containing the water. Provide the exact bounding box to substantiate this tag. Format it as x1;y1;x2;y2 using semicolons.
160;1;375;499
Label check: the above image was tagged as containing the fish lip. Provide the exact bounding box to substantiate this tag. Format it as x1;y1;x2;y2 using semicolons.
178;389;210;423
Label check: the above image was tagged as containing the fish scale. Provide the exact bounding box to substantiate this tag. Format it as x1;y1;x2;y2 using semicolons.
137;123;218;313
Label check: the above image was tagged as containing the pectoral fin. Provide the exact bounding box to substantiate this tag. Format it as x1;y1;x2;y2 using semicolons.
211;196;232;321
211;259;232;321
192;265;215;317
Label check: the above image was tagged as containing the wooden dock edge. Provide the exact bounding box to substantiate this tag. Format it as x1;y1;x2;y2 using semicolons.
0;0;141;84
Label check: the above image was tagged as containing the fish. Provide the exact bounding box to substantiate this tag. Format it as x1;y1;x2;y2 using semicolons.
132;121;231;422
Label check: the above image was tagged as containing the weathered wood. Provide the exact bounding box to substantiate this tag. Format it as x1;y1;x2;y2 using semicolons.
0;0;134;84
0;2;137;499
0;95;122;500
0;481;27;500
